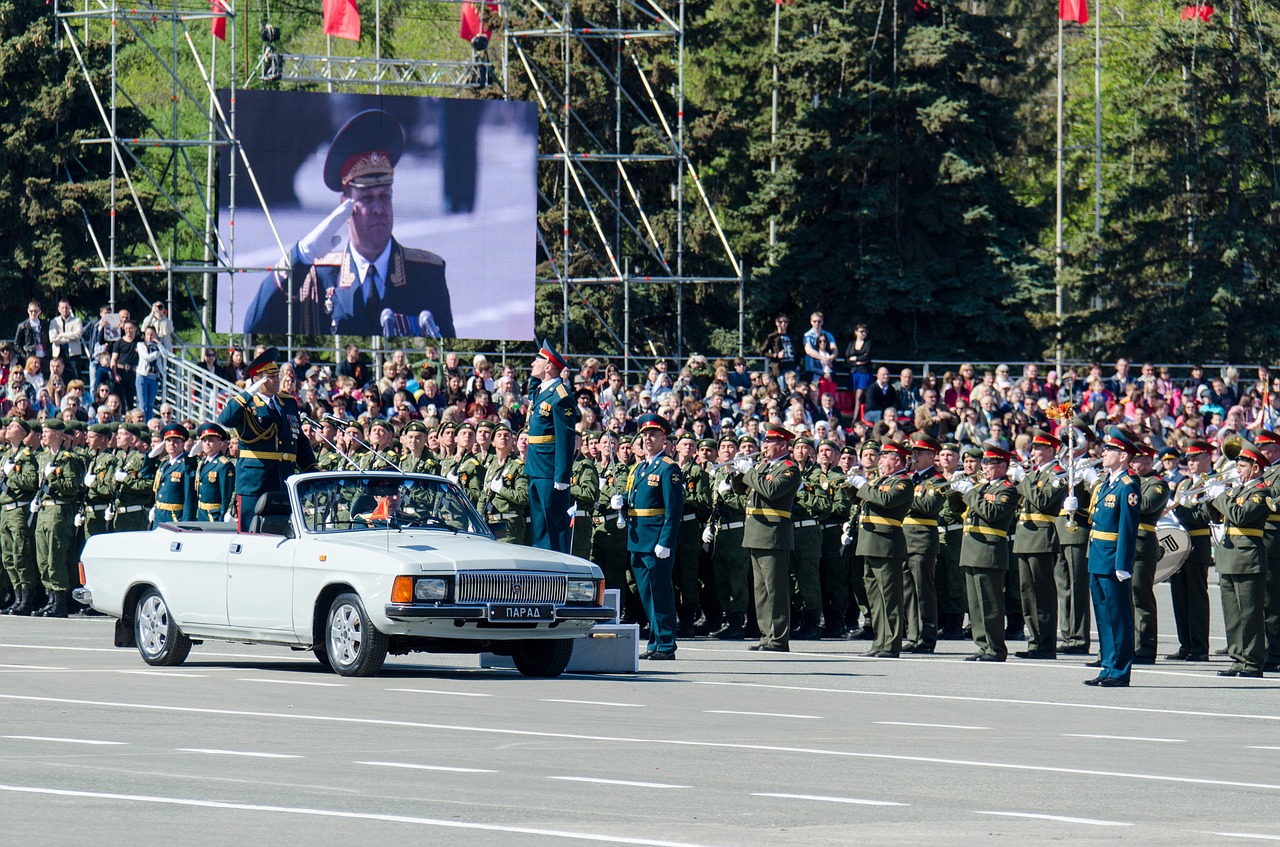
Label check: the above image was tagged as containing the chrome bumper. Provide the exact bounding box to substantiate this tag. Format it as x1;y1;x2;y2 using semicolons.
384;603;616;622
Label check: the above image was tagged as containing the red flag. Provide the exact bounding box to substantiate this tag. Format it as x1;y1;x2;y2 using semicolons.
211;0;227;41
460;2;497;43
324;0;361;42
1059;0;1088;24
1180;4;1213;21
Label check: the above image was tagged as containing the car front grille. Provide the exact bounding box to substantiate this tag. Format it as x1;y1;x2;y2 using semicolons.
456;572;568;605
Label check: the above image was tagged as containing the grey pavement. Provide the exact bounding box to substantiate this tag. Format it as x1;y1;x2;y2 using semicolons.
1;579;1278;846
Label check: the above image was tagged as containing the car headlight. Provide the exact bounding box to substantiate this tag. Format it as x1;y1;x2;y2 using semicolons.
414;578;449;602
566;578;598;604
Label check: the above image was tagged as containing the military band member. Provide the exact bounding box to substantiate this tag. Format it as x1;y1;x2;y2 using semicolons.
1055;419;1095;655
709;435;751;640
484;424;529;544
152;423;197;526
624;414;685;660
849;440;914;658
1256;430;1280;673
1076;426;1141;687
524;341;581;554
81;424;120;539
935;442;968;640
0;418;41;616
903;433;945;653
32;419;86;618
817;441;851;638
1168;439;1215;661
110;424;159;532
195;423;236;522
951;445;1020;662
1208;438;1272;677
842;439;883;639
1013;429;1068;659
570;433;601;562
789;436;831;640
1128;441;1169;664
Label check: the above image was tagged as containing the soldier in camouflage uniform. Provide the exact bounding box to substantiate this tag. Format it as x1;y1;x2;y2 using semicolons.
789;437;832;640
314;418;351;471
357;419;402;471
442;422;484;507
570;433;601;561
110;424;161;532
474;420;496;468
592;431;630;585
32;419;86;618
399;421;441;475
483;425;529;544
673;432;710;638
0;418;42;616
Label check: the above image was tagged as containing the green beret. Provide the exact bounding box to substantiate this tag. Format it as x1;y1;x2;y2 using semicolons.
42;418;66;432
402;421;427;435
737;434;757;446
67;420;86;433
88;423;113;436
476;420;496;431
457;422;475;433
961;445;983;460
818;440;838;451
840;445;858;457
940;442;960;453
439;421;458;433
698;438;718;450
10;418;31;434
368;419;395;433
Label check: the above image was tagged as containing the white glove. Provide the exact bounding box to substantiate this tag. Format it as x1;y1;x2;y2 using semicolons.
654;544;671;559
43;463;55;478
716;479;732;495
1008;465;1026;482
701;525;715;545
840;531;854;547
296;197;354;264
29;500;39;514
1063;495;1079;513
244;377;269;396
553;481;569;491
1079;467;1100;487
489;478;503;494
83;471;96;487
951;478;976;495
846;474;868;490
1205;483;1227;500
73;512;83;528
1116;570;1132;582
445;472;459;483
223;510;236;523
148;442;165;458
1;461;13;475
732;457;754;474
609;494;625;510
148;507;156;522
114;469;128;482
104;505;116;522
188;443;202;458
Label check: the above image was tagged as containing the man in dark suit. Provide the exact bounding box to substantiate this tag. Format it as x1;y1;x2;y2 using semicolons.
623;414;684;660
243;109;455;339
864;367;896;423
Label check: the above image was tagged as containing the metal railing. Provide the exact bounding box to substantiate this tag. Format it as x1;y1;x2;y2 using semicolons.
159;354;241;424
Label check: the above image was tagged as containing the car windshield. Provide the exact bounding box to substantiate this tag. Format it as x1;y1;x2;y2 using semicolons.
294;474;491;536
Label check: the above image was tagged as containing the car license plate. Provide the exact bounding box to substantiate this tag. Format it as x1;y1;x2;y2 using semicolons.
488;604;554;622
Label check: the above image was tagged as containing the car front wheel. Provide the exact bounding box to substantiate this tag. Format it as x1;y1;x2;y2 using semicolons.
135;588;192;667
512;638;574;678
325;593;388;677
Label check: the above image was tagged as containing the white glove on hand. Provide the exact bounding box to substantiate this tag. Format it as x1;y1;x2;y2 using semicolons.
732;457;754;474
188;443;202;458
84;471;97;487
104;506;116;522
148;507;155;522
654;544;671;559
1008;465;1026;482
489;478;503;494
29;500;39;514
840;531;854;547
716;479;732;495
73;512;83;528
244;377;269;396
1116;570;1132;582
609;494;626;510
43;463;55;478
701;525;715;545
1063;495;1079;513
296;197;354;264
445;472;459;484
223;510;236;523
847;474;868;490
1205;483;1227;500
148;442;165;458
1;461;13;476
553;482;569;491
951;478;976;495
1079;467;1101;487
114;469;128;482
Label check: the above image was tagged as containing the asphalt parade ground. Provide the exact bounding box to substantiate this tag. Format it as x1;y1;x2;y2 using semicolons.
2;582;1279;847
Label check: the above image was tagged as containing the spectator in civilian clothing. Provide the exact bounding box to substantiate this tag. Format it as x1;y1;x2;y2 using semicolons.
1105;357;1133;397
844;323;873;416
14;301;49;376
49;299;86;382
761;314;797;377
865;367;896;423
893;368;923;415
336;343;371;389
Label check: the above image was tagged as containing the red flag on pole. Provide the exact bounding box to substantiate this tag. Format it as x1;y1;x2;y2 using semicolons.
460;2;497;43
1059;0;1088;24
324;0;361;42
211;0;227;41
1180;4;1214;21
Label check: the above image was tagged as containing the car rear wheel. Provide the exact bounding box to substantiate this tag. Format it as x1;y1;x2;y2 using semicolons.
512;638;573;678
135;589;192;667
325;593;388;677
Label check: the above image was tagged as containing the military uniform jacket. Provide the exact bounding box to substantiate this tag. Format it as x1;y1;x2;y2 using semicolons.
486;454;529;520
400;450;442;477
153;454;197;521
1172;476;1216;565
196;455;235;520
442;453;484;506
1135;472;1170;562
710;465;748;524
244;239;455;338
85;450;121;507
218;390;318;498
1086;470;1141;576
1056;476;1092;548
854;470;912;559
523;378;580;484
736;457;801;551
357;445;402;472
571;456;601;516
35;448;86;507
679;460;711;521
625;453;684;554
825;467;855;529
1212;479;1273;575
904;467;945;555
960;479;1019;570
115;450;161;508
595;460;630;530
793;462;834;524
0;444;39;506
1014;464;1067;555
1263;464;1280;560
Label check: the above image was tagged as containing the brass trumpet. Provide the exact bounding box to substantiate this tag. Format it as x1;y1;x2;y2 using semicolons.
1177;465;1240;506
1049;457;1103;485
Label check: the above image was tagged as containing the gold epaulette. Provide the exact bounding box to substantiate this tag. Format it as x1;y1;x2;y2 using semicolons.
315;249;345;266
402;247;444;265
555;384;569;399
1120;473;1133;484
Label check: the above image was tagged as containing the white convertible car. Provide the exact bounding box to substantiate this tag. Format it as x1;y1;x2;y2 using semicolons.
75;472;614;678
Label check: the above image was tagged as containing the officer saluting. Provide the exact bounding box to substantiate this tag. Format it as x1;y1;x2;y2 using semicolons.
218;347;317;530
524;340;581;553
624;414;685;660
194;423;235;522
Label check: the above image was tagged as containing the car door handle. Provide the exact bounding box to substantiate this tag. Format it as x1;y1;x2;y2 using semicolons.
229;543;242;554
169;542;182;552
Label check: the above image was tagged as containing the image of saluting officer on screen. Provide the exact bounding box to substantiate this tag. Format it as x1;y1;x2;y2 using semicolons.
242;109;456;339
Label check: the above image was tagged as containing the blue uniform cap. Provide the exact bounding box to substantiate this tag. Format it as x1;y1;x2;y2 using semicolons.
636;413;670;436
1103;426;1137;454
323;109;405;192
538;339;569;372
161;423;189;441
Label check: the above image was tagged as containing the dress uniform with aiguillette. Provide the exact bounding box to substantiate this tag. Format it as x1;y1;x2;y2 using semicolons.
524;341;581;553
1130;441;1170;664
1084;427;1142;687
1169;439;1215;661
1211;438;1272;678
1013;428;1067;659
854;441;915;658
194;423;236;522
624;414;684;659
152;424;197;526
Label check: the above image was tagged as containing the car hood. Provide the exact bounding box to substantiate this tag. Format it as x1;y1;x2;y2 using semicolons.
313;530;600;575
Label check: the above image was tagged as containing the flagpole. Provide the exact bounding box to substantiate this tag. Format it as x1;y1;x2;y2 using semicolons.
1055;17;1064;377
1093;0;1102;316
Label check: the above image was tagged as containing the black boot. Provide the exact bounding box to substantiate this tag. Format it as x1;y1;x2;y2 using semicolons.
793;610;821;640
713;613;746;640
820;609;847;639
7;588;37;616
39;591;68;619
31;589;55;617
0;588;14;614
939;612;967;640
1004;612;1026;641
676;605;697;640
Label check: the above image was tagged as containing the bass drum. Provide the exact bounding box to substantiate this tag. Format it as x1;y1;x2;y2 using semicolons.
1154;515;1191;584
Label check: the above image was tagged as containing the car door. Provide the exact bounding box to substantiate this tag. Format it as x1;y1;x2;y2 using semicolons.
226;532;296;632
160;531;229;627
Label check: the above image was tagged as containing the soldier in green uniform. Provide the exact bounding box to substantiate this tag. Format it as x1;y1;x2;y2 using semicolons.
110;424;162;532
314;418;350;471
624;414;685;659
935;442;968;640
1168;438;1216;661
1128;441;1169;664
1208;438;1272;677
399;421;441;475
443;423;484;507
671;433;708;638
82;424;120;538
1055;419;1095;655
708;435;751;639
788;437;831;640
0;419;42;616
152;423;197;526
842;439;882;639
1255;430;1280;672
952;444;1020;662
32;419;86;618
194;423;236;522
483;424;529;544
849;440;914;658
903;433;945;653
474;419;496;467
817;441;851;638
733;423;801;653
1012;428;1068;659
570;433;601;562
592;431;631;592
357;419;402;471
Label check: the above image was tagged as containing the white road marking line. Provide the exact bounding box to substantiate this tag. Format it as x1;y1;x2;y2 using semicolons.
8;694;1280;793
0;643;312;662
875;721;988;731
239;678;346;688
0;784;720;847
705;710;821;720
0;664;68;670
976;811;1131;827
1063;734;1185;744
550;777;690;789
178;749;302;759
1204;833;1280;841
752;792;906;807
357;761;497;774
120;671;208;678
386;688;491;697
542;699;645;708
1248;746;1280;751
2;735;126;746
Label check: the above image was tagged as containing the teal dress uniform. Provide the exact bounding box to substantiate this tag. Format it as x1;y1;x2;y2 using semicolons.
195;455;235;522
524;372;581;553
625;447;685;657
153;454;197;525
218;385;317;529
1086;462;1141;684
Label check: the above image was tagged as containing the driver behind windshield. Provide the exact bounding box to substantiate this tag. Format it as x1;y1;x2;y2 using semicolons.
351;479;402;527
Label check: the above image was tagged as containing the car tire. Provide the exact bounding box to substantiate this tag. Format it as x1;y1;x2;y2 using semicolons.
325;592;388;677
512;638;574;678
312;645;330;668
134;588;192;667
